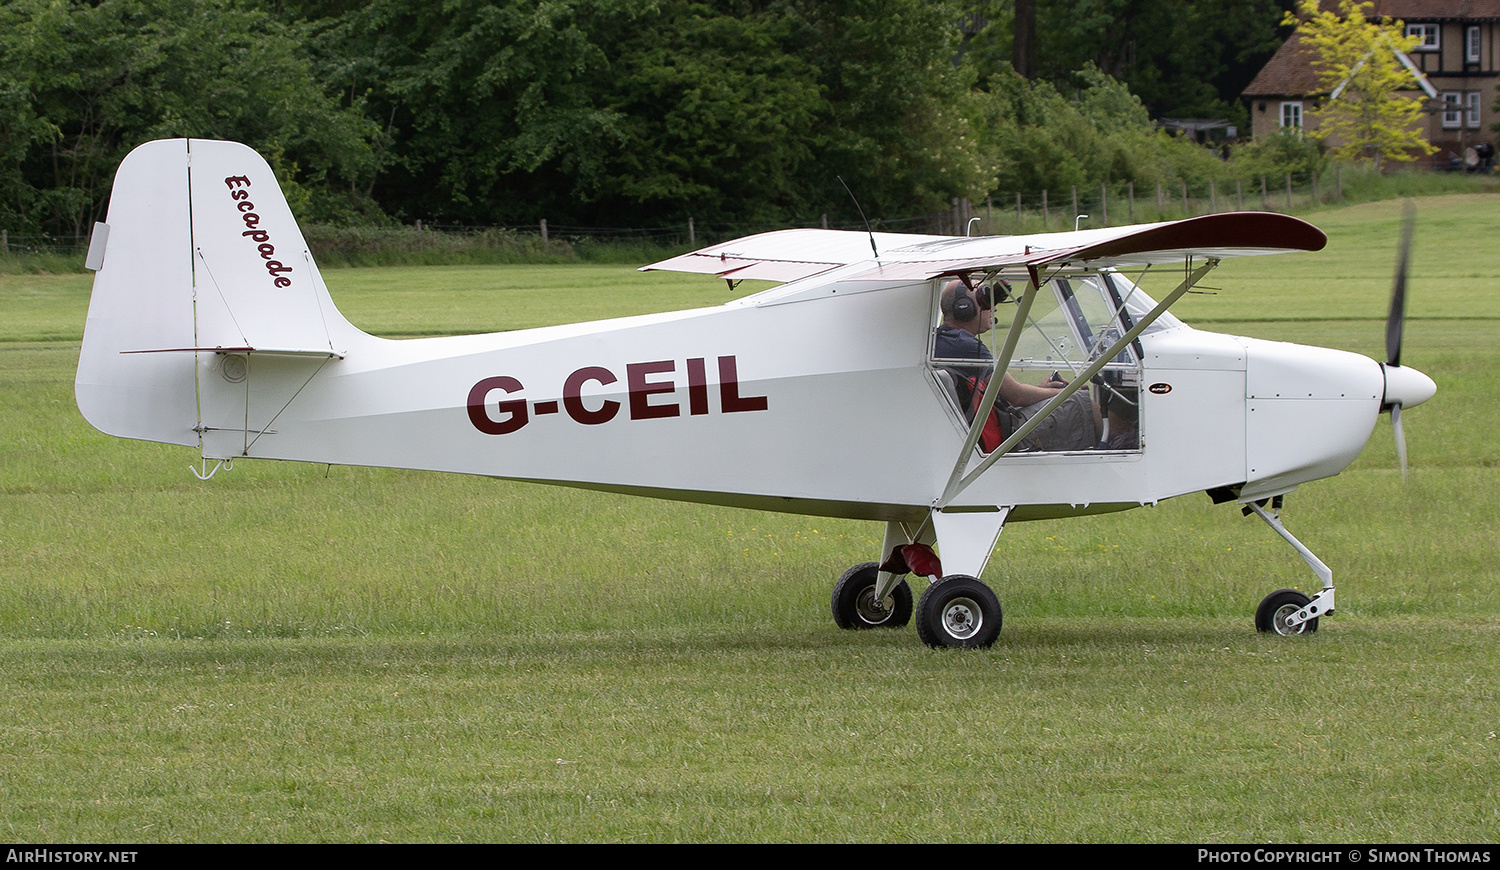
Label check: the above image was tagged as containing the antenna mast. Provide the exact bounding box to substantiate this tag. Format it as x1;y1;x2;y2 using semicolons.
837;175;879;259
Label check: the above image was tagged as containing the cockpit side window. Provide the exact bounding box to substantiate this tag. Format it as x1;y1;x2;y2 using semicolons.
927;272;1144;454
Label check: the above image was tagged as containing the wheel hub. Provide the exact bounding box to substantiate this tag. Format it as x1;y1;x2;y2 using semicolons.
942;597;982;640
1271;603;1306;636
855;588;893;624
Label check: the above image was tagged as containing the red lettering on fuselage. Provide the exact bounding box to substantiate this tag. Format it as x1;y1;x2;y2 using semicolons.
718;355;769;413
563;366;620;425
468;355;767;435
686;357;709;416
467;376;527;434
627;360;679;420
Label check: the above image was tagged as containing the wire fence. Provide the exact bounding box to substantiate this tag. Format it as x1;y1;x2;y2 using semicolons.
416;209;951;247
298;171;1349;258
947;171;1360;237
0;166;1461;260
0;230;92;256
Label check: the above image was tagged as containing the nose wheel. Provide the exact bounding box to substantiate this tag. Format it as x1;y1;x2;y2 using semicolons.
1254;588;1321;635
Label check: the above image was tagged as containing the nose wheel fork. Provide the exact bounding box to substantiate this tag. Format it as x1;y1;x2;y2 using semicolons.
1246;500;1334;635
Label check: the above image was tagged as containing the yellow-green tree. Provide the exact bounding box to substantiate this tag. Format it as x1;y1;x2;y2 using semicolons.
1287;0;1436;169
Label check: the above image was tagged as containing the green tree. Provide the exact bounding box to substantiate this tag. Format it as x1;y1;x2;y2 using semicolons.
1287;0;1436;169
1230;127;1327;183
299;0;656;224
0;0;381;236
286;0;995;226
972;64;1227;195
960;0;1291;123
598;3;825;223
795;0;995;219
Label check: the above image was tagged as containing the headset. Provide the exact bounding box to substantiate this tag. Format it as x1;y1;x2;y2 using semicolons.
951;281;998;323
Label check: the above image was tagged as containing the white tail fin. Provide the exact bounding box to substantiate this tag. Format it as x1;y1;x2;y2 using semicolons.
76;138;356;447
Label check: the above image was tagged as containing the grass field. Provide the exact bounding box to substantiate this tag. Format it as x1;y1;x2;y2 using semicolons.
0;196;1496;842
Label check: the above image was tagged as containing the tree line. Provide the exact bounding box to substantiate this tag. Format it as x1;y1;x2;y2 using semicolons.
3;0;1305;238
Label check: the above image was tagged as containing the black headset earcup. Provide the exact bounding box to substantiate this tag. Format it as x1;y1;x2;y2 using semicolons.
953;285;976;322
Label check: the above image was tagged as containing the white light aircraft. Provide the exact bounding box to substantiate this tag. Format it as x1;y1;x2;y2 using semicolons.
76;139;1436;648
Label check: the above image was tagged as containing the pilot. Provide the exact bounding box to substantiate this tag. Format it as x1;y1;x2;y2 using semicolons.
936;279;1100;451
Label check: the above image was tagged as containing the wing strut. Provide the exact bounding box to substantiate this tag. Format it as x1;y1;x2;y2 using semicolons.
938;258;1220;507
937;266;1043;503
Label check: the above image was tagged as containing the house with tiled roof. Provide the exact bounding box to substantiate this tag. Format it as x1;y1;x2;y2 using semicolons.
1243;1;1498;165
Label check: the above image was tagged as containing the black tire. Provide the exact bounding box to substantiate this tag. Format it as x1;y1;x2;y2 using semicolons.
1254;588;1320;635
831;562;912;629
915;574;1002;649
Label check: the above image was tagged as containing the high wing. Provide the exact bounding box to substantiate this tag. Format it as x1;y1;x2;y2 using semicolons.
640;228;949;283
643;213;1327;284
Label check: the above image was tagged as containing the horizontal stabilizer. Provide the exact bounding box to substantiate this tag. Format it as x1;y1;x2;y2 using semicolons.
121;346;345;359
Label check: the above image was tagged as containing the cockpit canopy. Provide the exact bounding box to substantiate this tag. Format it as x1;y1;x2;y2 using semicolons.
929;269;1169;454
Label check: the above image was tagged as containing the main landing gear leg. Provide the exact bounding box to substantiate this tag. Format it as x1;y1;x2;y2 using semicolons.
913;508;1011;649
1246;499;1334;636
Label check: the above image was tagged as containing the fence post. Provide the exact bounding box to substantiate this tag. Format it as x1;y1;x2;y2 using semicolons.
688;217;695;246
540;219;548;242
1072;186;1079;223
1100;183;1108;226
415;219;422;232
1128;182;1134;224
1042;189;1049;229
821;213;828;229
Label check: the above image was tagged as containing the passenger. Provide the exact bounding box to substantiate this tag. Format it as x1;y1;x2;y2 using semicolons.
935;280;1100;452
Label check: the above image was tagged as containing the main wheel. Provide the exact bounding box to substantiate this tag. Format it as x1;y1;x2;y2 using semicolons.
831;562;912;629
915;574;1002;649
1254;588;1319;635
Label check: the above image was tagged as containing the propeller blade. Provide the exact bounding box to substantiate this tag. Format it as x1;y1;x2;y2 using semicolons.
1391;403;1408;481
1386;201;1415;367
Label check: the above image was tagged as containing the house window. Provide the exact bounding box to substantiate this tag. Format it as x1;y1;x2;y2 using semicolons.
1467;91;1483;129
1408;24;1440;51
1467;25;1481;63
1442;92;1463;129
1280;101;1303;129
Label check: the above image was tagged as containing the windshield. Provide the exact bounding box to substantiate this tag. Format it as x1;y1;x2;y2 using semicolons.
1102;270;1183;334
